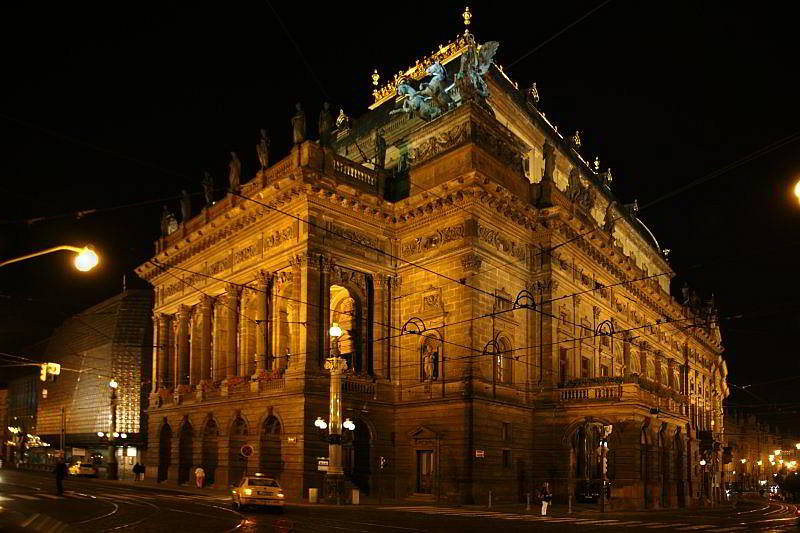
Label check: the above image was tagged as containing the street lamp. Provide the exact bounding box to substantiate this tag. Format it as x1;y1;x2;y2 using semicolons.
323;322;347;504
0;244;99;271
107;379;119;480
794;180;800;202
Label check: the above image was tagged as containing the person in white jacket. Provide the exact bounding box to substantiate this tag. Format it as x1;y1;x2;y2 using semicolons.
195;466;206;488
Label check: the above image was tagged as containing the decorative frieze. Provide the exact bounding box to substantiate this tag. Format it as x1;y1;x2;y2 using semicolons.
461;252;483;273
401;224;465;257
477;224;527;262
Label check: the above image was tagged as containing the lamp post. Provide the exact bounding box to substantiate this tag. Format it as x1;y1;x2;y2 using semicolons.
0;245;99;271
107;379;119;480
324;323;347;504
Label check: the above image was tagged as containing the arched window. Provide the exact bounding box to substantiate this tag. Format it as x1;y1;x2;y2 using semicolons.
275;281;296;372
330;284;366;374
420;334;441;382
660;366;668;386
646;360;656;381
495;337;513;385
630;353;641;375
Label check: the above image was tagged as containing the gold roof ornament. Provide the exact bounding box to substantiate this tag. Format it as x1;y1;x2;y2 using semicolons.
371;69;380;87
463;6;472;33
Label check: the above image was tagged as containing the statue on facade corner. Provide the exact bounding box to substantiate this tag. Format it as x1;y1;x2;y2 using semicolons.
180;189;191;222
291;103;306;144
318;102;333;147
603;201;618;234
374;129;387;171
228;151;241;193
542;141;555;182
256;129;270;170
571;130;581;149
202;171;214;206
390;83;440;121
418;61;452;112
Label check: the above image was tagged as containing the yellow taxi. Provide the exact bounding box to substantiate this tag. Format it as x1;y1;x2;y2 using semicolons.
231;473;285;511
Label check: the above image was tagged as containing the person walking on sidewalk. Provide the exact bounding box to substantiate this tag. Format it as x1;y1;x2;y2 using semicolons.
195;466;205;488
540;482;552;516
132;462;143;481
54;459;68;496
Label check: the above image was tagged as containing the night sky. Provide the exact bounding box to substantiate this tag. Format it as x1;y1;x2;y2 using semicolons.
1;3;798;428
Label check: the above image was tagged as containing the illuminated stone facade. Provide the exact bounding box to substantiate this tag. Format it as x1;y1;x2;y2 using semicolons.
136;34;728;508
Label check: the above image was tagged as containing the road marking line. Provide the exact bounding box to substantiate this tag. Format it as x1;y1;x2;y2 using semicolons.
675;526;716;530
646;524;689;529
38;494;64;499
707;527;747;532
10;494;39;500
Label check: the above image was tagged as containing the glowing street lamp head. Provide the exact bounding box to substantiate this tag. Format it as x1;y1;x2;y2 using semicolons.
699;459;706;466
109;379;118;389
329;323;342;338
795;180;800;201
97;431;105;437
74;246;99;272
741;458;747;464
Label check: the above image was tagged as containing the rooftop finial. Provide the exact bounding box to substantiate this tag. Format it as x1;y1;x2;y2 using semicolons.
463;6;472;34
372;69;380;87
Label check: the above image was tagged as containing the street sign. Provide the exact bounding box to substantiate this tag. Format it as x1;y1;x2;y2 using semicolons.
72;447;86;456
240;444;253;458
317;458;329;472
475;449;485;458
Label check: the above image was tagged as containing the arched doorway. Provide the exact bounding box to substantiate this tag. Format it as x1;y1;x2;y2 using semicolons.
178;421;193;484
344;418;371;494
228;417;248;486
659;429;669;508
158;422;172;482
641;428;649;508
330;284;365;374
260;416;282;478
202;418;219;486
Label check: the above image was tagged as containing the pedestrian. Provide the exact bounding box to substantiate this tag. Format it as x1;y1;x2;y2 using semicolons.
132;462;142;481
540;481;552;516
195;466;205;488
54;459;68;496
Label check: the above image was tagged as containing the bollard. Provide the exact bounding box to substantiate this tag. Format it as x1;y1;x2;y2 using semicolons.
488;490;492;509
526;492;531;511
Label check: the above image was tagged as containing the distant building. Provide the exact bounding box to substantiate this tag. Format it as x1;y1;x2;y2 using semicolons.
30;289;153;475
135;14;728;508
6;372;40;466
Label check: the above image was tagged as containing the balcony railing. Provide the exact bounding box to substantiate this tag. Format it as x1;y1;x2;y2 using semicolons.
555;375;689;415
343;376;376;396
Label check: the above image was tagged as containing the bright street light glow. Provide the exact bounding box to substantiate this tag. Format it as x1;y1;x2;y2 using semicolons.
112;432;119;438
329;322;342;338
109;379;118;389
97;432;105;437
343;418;355;431
74;246;99;272
314;416;328;430
120;433;127;439
699;459;706;466
795;180;800;200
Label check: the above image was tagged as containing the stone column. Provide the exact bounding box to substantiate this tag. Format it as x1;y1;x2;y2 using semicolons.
639;350;647;380
292;252;323;375
199;295;213;382
176;305;191;387
156;314;173;389
254;271;270;374
225;283;240;379
151;313;160;393
655;354;663;386
372;274;388;378
668;358;677;390
623;334;631;377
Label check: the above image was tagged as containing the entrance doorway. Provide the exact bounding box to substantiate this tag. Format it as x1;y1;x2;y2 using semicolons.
202;419;219;486
228;417;248;486
344;418;371;494
158;422;172;482
259;416;282;479
178;422;193;484
416;450;434;494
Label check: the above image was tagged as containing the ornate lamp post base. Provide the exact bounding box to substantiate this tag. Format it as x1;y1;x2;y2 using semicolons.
325;473;345;504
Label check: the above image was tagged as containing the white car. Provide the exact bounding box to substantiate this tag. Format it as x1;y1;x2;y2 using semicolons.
231;474;285;511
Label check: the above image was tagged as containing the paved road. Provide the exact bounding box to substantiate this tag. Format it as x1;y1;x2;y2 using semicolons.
1;469;797;532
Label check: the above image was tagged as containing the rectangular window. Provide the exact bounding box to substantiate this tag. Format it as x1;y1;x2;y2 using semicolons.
502;449;511;468
581;357;591;378
502;422;511;443
601;364;609;377
559;348;568;384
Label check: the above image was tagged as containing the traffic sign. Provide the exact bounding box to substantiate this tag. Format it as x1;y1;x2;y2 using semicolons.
240;444;253;457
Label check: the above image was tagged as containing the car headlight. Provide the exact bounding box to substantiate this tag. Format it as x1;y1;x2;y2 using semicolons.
244;489;252;496
277;493;285;498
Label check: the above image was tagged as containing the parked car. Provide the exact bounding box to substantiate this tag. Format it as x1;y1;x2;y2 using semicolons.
576;480;611;503
69;462;98;477
231;473;285;511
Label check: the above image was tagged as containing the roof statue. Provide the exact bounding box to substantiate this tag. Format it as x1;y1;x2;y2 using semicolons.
526;82;540;105
228;152;241;193
319;102;333;147
160;205;178;236
180;189;191;222
374;129;387;171
603;167;613;188
291;103;306;144
388;32;499;121
202;171;214;206
593;156;600;173
603;201;618;234
336;108;351;130
455;38;499;103
256;129;270;170
571;130;581;149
